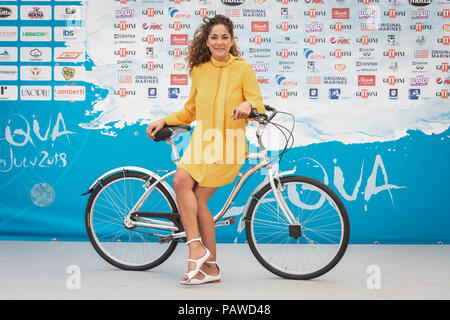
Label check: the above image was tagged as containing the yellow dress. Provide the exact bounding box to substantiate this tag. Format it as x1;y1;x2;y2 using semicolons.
163;54;265;187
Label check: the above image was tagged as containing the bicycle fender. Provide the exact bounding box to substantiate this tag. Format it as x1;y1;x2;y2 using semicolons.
81;166;175;200
241;166;296;222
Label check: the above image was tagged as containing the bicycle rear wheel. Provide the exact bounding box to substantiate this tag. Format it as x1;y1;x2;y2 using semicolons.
245;175;350;280
85;171;180;271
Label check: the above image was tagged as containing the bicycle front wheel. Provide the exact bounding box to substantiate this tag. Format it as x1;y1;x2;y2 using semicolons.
245;175;350;280
85;171;180;271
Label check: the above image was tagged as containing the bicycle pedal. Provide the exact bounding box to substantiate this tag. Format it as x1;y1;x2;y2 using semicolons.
158;236;173;244
215;216;237;227
225;216;237;225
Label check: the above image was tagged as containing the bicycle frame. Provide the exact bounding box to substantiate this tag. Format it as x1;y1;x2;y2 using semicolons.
123;121;297;240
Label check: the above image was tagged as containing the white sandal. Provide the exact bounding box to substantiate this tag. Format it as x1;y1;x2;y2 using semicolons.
180;238;211;285
186;261;221;285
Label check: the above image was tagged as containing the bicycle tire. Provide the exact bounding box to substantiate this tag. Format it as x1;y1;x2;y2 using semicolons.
245;175;350;280
85;171;180;271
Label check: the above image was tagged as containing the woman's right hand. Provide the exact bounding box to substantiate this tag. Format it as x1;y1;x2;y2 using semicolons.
146;119;166;140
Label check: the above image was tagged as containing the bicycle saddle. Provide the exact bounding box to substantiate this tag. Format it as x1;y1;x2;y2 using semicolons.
153;124;191;142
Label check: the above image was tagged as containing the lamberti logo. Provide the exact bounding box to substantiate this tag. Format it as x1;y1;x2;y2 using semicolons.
54;86;85;101
221;0;245;5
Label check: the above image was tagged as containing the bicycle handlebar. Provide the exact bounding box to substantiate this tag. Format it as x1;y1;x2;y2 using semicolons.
154;105;277;142
249;104;277;123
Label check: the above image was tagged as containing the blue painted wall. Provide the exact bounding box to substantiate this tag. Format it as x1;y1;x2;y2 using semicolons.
1;0;449;243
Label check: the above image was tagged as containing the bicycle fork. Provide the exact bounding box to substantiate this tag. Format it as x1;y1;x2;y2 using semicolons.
266;165;298;226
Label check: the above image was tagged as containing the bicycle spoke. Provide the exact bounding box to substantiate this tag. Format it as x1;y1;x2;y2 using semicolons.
88;174;178;269
248;178;348;278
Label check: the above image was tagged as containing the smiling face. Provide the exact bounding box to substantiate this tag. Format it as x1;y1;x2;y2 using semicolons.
206;24;233;62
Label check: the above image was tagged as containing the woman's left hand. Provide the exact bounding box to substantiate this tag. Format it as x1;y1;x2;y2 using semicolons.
231;102;252;120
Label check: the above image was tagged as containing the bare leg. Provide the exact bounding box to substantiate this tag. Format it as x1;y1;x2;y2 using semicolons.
172;168;208;281
191;185;219;280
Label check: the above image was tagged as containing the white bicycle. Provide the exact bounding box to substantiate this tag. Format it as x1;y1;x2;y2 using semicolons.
82;105;350;280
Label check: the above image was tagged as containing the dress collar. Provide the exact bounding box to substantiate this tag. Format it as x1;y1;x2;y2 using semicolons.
210;53;236;67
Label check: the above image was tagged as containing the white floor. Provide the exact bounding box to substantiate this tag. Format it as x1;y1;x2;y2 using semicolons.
0;241;449;300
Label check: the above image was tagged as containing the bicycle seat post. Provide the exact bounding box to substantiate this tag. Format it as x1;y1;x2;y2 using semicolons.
166;139;181;164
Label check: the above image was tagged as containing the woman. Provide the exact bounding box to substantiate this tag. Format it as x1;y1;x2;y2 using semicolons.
146;14;265;285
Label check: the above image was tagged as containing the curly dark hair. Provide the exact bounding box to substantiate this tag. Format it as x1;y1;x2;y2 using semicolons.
185;14;241;74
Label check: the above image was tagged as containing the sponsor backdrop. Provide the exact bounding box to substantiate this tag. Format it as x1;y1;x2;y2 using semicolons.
0;0;449;244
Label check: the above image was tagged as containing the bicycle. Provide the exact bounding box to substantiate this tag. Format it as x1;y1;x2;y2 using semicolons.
82;105;350;280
